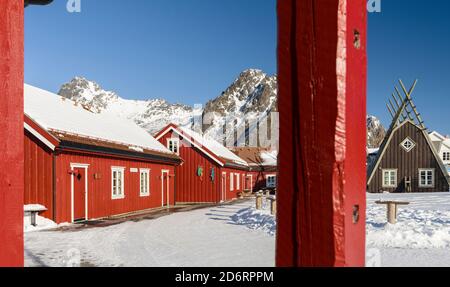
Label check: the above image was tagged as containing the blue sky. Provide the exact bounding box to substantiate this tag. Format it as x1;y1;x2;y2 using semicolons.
26;0;450;133
369;0;450;133
25;0;277;106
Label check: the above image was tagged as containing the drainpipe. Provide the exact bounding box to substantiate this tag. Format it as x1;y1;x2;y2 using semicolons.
173;165;177;206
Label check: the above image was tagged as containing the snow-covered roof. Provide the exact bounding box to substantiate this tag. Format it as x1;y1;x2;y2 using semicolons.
260;150;277;166
428;131;450;152
367;148;379;155
429;131;446;142
176;126;248;166
24;84;173;155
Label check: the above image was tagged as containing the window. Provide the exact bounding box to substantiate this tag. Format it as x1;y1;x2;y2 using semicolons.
230;174;234;191
443;152;450;161
167;138;180;155
112;167;125;199
235;173;240;190
382;169;397;188
400;137;416;152
266;175;277;188
140;169;150;196
419;169;434;187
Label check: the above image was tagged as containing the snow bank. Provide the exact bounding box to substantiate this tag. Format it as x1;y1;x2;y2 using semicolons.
230;200;276;236
24;215;58;233
367;192;450;249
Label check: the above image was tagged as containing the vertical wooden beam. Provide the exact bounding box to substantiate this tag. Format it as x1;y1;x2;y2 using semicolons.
0;0;24;267
277;0;366;266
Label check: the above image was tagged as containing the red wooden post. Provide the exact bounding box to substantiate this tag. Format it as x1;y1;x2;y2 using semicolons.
276;0;367;266
0;0;24;267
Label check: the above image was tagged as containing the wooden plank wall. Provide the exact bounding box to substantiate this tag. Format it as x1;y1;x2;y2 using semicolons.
369;122;450;193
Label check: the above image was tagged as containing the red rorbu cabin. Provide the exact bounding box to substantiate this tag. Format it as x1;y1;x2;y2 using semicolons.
24;84;181;223
155;124;249;203
230;147;278;192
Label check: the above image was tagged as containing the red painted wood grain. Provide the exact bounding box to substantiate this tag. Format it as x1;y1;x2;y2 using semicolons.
276;0;366;267
0;0;24;267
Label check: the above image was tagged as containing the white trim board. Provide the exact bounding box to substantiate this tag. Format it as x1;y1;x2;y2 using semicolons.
24;122;56;151
161;170;170;207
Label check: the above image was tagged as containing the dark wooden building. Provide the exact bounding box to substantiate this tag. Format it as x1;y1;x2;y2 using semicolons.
367;80;450;193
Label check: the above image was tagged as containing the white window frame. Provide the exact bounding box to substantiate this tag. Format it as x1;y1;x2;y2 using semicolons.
235;173;240;190
167;138;180;155
139;169;150;197
443;152;450;161
382;169;397;188
266;174;277;188
419;169;435;188
400;137;416;152
111;167;125;199
230;173;234;191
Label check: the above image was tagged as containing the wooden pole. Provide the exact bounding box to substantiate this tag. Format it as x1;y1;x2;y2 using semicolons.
256;193;263;210
277;0;367;266
0;0;24;267
387;203;396;224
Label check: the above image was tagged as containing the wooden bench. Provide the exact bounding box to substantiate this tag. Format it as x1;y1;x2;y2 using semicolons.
375;200;409;224
24;205;47;227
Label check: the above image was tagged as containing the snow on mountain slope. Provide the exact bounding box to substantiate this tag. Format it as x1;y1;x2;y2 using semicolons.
202;69;278;147
58;77;193;134
367;115;386;148
58;73;381;151
58;70;278;147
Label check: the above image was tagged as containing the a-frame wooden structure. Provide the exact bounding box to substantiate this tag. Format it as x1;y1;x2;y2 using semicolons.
367;80;450;193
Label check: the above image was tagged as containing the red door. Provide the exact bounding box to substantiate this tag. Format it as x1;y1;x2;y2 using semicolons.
73;168;86;221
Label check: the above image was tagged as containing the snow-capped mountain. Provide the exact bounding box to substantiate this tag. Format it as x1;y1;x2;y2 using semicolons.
58;70;278;147
58;77;193;134
58;75;383;151
202;69;277;146
367;115;386;148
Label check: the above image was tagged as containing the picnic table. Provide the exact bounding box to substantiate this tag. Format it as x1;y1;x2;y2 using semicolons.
375;200;410;224
24;204;47;227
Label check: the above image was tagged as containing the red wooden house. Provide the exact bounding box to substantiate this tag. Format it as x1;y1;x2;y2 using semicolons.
230;147;278;192
24;84;181;223
155;124;249;203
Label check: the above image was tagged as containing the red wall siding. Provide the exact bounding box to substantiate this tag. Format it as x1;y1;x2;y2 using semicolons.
24;131;54;219
220;168;247;200
160;131;220;203
247;171;277;191
54;151;175;223
158;131;247;203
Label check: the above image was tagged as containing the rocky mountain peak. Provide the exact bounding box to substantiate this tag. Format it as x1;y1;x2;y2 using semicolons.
367;115;386;148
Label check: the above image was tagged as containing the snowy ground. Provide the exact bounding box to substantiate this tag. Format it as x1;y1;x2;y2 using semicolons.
367;192;450;267
25;193;450;267
25;200;275;267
